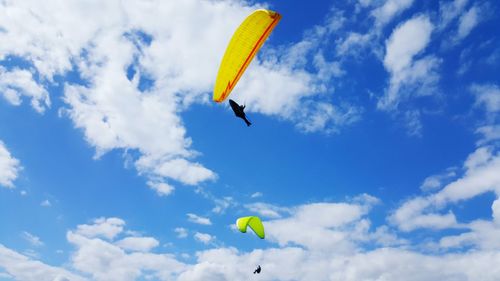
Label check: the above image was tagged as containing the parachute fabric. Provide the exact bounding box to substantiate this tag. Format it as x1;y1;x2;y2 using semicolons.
236;216;265;239
213;9;282;103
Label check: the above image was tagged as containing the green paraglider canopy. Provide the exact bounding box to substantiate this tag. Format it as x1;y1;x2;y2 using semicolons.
236;216;265;239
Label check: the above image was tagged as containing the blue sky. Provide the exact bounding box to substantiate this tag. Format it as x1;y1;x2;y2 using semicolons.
1;0;500;280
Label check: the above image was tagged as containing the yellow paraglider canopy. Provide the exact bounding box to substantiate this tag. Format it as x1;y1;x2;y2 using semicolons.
236;216;265;239
213;9;282;103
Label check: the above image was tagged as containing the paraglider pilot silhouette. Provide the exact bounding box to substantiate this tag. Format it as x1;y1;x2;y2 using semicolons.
229;99;251;126
254;265;261;274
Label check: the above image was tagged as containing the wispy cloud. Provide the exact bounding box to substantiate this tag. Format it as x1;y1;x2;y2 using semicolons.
438;0;469;30
420;168;457;191
174;227;188;239
74;217;125;240
471;83;500;115
40;200;51;207
0;66;50;113
244;202;290;219
476;125;500;145
379;15;438;111
193;232;215;245
376;15;441;135
146;181;174;197
21;231;44;247
186;213;212;226
250;192;263;198
371;0;416;28
456;5;480;41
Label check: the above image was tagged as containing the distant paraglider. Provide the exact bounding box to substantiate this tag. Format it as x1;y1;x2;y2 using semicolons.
229;99;251;126
236;216;265;273
236;216;265;239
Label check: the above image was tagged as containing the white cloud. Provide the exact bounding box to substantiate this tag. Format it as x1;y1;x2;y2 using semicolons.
470;83;500;114
390;197;459;231
265;197;383;252
357;0;374;9
234;63;311;116
456;5;480;41
420;168;457;191
463;146;493;170
115;237;159;252
439;196;500;251
438;1;487;48
476;125;500;145
471;84;500;149
439;219;500;250
383;15;433;80
403;109;424;137
244;202;290;219
21;231;44;247
0;66;50;112
438;0;469;30
420;177;443;191
493;198;500;224
372;0;415;27
250;192;262;198
146;180;174;196
336;32;374;57
40;199;51;207
75;217;125;240
193;232;214;245
194;189;236;214
392;146;500;232
137;158;216;186
187;213;211;226
211;196;235;214
0;244;87;281
433;147;500;204
485;47;500;66
175;227;188;239
296;102;362;134
0;141;21;188
378;15;439;113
